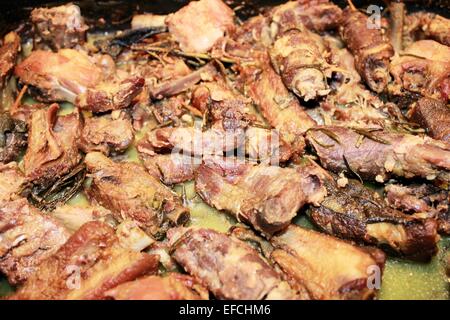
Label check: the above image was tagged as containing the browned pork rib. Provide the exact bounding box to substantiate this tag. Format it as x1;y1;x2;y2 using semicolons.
307;126;450;183
309;176;439;261
270;0;342;34
195;157;326;236
389;40;450;102
85;152;189;237
270;224;385;300
76;76;145;113
0;32;20;88
385;183;450;235
78;112;134;155
31;3;88;50
106;273;209;300
270;28;331;101
166;0;235;53
15;49;103;103
0;198;69;285
340;8;394;93
404;11;450;46
23;104;81;186
0;162;26;201
407;97;450;143
9;221;159;300
168;227;298;300
238;58;316;156
0;112;27;164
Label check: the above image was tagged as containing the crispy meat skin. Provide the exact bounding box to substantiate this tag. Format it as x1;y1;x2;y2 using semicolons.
309;177;439;261
76;76;145;113
195;157;326;236
10;221;159;300
169;227;297;300
23;104;81;186
79;112;134;155
389;40;450;101
106;273;209;300
340;8;394;93
0;162;26;201
270;29;330;101
408;97;450;143
15;49;103;103
307;126;450;183
271;225;384;300
166;0;235;53
0;112;27;164
239;58;316;156
0;198;69;285
85;152;188;236
31;4;88;50
0;32;20;88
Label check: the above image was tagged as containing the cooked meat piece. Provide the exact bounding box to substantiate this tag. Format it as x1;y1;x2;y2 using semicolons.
407;97;450;143
168;227;298;300
270;0;342;34
0;112;27;164
0;32;20;88
270;224;385;300
85;152;189;237
309;176;439;261
0;162;26;201
131;14;167;30
15;49;103;103
166;0;235;53
228;15;273;55
76;76;145;113
78;111;134;155
340;8;394;93
31;4;88;49
270;28;331;101
51;204;113;233
115;219;155;252
404;11;450;46
385;183;449;235
0;198;69;285
307;126;450;183
9;221;159;300
106;273;209;300
23;104;81;186
195;157;326;236
389;40;450;101
150;63;217;99
238;58;316;156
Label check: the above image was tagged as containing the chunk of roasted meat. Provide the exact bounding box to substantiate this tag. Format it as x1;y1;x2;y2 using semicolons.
385;183;449;235
0;162;26;201
85;152;189;237
238;58;316;156
105;273;209;300
0;32;20;88
270;224;385;300
31;3;88;49
309;175;439;261
389;40;450;101
15;49;103;103
9;221;160;300
407;97;450;143
270;28;331;101
195;157;326;236
307;126;450;183
78;111;134;155
0;198;69;285
166;0;235;53
168;227;297;300
23;104;81;187
0;112;27;164
404;11;450;46
340;8;394;93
